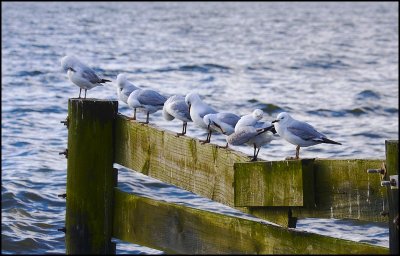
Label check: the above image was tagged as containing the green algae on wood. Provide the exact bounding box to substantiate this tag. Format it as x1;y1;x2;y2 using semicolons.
292;159;389;223
114;114;250;206
234;159;315;207
385;140;399;254
112;188;389;254
66;99;118;254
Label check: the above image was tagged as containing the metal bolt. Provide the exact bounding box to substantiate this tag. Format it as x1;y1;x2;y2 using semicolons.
58;227;66;233
58;193;67;199
381;179;396;187
60;117;69;128
59;149;68;158
367;168;385;174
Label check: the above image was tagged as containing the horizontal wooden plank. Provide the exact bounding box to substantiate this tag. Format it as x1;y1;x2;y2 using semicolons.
234;159;315;207
112;188;389;254
114;114;249;207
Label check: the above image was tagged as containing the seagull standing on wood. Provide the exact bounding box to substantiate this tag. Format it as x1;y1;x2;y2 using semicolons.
272;112;341;159
60;55;111;99
226;109;276;161
127;86;167;124
184;92;218;143
203;112;240;146
116;73;139;104
163;95;192;136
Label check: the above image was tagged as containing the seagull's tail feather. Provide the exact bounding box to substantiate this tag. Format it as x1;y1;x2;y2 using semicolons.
100;79;112;83
256;125;274;135
321;137;342;145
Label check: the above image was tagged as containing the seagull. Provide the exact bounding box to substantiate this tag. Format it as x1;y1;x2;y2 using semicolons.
127;87;167;124
234;109;264;132
226;123;275;161
60;55;111;99
116;73;139;104
184;92;218;143
225;109;276;161
162;95;192;136
272;112;341;159
203;112;240;146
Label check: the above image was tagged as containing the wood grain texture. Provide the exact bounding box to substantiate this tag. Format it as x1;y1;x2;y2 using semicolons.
234;159;315;207
66;99;118;254
112;188;389;254
385;140;398;254
293;159;388;222
114;114;250;206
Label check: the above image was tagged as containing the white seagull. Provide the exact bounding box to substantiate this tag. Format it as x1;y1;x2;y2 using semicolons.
226;109;276;161
127;87;167;124
116;73;139;104
226;123;275;161
184;92;218;143
272;112;341;159
162;95;192;136
60;55;111;99
234;109;264;132
203;112;240;146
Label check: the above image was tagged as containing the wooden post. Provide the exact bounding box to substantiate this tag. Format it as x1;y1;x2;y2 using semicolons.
65;99;118;254
385;140;399;254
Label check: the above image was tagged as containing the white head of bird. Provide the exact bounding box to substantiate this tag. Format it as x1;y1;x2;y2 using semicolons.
60;55;80;73
273;112;291;125
116;73;127;89
252;109;264;120
185;92;201;108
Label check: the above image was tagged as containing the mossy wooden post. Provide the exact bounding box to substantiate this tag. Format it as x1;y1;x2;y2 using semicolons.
66;98;118;254
385;140;399;254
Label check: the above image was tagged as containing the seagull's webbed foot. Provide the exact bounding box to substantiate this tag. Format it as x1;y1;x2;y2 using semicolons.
199;139;210;145
249;156;258;162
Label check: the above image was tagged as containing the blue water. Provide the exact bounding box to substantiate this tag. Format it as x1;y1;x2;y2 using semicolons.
1;2;398;254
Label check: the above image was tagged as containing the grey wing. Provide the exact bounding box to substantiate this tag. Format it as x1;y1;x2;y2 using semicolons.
138;89;167;106
227;127;257;145
81;68;102;83
171;100;192;121
287;121;325;141
220;113;240;126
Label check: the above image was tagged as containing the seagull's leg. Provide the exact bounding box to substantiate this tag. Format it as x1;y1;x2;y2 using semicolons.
200;130;211;144
295;145;300;159
176;122;187;137
255;147;261;159
78;88;82;98
249;144;258;161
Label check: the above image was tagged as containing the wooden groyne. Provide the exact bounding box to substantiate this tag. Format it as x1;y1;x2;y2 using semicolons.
60;99;398;254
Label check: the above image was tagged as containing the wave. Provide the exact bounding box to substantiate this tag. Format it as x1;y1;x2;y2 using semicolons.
155;63;231;73
247;99;285;115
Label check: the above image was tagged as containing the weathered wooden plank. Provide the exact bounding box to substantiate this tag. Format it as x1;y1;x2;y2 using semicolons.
292;159;388;222
66;99;118;254
234;159;315;207
384;140;398;254
114;114;249;206
112;188;389;254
